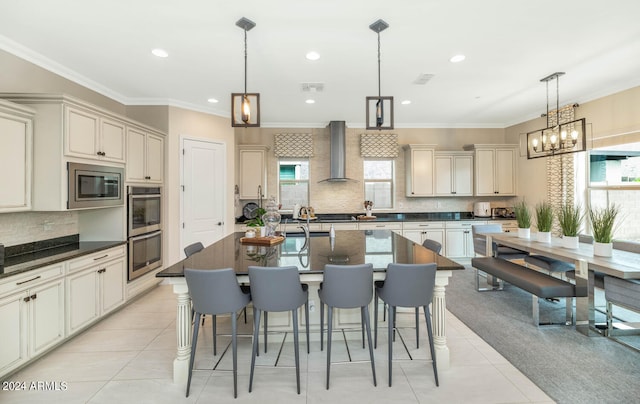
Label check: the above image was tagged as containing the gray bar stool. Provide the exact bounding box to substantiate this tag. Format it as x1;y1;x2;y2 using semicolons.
184;267;251;398
374;263;439;387
248;265;309;394
318;263;377;389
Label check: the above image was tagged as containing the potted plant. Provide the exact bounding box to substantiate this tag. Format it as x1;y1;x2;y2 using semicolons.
514;200;532;239
589;204;619;257
245;207;266;237
535;201;553;243
557;203;584;249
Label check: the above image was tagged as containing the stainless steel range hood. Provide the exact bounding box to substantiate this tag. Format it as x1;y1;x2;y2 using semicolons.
319;121;357;182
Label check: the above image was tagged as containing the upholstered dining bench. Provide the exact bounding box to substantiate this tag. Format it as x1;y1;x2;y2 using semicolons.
471;257;585;326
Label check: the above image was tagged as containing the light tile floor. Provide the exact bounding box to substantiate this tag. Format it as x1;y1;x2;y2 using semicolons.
1;284;554;404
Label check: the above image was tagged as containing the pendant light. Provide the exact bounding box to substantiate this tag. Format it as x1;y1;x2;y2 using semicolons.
231;17;260;127
526;72;586;159
366;19;394;130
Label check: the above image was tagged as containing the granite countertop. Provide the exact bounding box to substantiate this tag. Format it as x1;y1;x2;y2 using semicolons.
0;234;126;280
237;211;515;224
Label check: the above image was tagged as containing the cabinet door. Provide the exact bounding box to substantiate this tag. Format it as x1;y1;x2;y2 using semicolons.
434;156;453;195
100;118;126;163
145;133;164;183
424;229;445;247
495;148;516;195
0;291;27;375
66;107;99;159
402;229;423;244
126;127;147;182
239;148;266;199
445;229;466;257
453;155;473;196
30;279;65;356
475;149;496;195
0;112;32;211
66;269;99;336
407;148;434;196
101;258;126;314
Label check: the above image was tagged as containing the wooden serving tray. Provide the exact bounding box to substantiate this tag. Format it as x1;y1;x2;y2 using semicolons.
357;215;377;220
240;235;285;245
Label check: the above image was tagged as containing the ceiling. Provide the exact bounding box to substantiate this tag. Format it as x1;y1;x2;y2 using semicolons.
1;0;640;128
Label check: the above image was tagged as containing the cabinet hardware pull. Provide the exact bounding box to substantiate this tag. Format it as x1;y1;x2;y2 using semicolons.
97;268;106;274
16;275;41;286
24;296;31;302
93;254;109;261
30;294;37;300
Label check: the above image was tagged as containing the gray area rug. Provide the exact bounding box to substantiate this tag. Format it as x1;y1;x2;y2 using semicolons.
445;266;640;404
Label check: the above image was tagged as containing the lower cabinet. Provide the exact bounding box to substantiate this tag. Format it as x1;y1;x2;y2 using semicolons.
445;221;479;258
0;264;65;378
358;222;403;235
402;222;445;248
66;246;126;336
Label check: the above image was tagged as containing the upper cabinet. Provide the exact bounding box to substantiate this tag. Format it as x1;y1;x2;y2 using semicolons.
126;126;164;184
404;145;435;197
0;100;34;212
65;106;125;163
238;145;268;199
464;144;517;196
434;152;474;196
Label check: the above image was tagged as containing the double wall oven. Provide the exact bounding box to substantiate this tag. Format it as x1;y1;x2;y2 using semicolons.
127;186;162;281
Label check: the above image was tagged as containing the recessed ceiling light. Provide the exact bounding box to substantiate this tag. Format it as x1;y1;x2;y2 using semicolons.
207;98;219;103
401;100;411;105
305;99;315;104
305;51;320;61
450;54;466;63
151;48;169;58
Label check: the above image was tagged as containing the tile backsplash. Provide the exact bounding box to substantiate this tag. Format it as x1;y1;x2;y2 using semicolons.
0;211;79;247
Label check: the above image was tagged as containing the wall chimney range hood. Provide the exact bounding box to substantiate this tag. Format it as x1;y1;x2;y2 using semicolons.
319;121;357;182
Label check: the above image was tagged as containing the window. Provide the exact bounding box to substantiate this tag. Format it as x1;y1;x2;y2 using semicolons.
363;159;394;209
587;144;640;241
278;159;309;210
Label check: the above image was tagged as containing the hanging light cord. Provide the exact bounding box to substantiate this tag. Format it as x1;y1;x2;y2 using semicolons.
243;28;248;95
377;31;381;97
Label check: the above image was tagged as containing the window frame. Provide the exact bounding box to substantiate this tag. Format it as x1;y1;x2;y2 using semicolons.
277;158;310;211
363;158;395;210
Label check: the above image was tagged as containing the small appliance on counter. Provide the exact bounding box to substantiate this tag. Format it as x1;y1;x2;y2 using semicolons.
473;202;491;218
492;207;516;219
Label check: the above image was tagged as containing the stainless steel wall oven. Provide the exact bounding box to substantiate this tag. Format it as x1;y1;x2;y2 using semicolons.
127;186;162;281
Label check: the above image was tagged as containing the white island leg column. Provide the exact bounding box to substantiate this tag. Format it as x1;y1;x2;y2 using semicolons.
432;270;453;370
172;280;191;387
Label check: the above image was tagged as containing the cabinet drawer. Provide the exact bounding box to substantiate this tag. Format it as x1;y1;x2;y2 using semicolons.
445;221;477;229
358;222;402;231
68;245;126;274
0;263;65;298
403;222;445;230
322;223;358;231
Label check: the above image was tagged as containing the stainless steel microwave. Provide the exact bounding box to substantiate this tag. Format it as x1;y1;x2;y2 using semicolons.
67;162;124;209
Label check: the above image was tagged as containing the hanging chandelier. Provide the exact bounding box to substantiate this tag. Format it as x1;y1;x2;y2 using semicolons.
526;72;586;159
231;17;260;127
366;19;394;130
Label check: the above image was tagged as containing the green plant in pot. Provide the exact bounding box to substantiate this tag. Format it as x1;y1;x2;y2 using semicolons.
245;207;266;236
589;204;619;257
514;200;532;238
534;201;553;243
557;203;584;249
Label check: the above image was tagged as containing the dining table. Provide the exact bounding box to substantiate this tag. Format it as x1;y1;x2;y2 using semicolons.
486;232;640;336
157;229;464;387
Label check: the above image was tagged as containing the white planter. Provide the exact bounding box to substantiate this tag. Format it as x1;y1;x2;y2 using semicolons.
563;235;579;249
594;241;613;257
518;227;530;239
537;231;551;243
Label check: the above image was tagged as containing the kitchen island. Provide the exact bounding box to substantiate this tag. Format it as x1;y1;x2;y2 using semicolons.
157;230;464;387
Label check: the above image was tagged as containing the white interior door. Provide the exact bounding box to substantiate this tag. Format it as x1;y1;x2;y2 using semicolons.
181;138;226;256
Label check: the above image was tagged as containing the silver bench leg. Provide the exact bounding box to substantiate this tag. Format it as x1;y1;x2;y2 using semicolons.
566;297;574;325
475;269;504;292
532;296;540;326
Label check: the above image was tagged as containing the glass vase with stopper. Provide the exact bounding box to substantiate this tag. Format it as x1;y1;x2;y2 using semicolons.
261;196;281;237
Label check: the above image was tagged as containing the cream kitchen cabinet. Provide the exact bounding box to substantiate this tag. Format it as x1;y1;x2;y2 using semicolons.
402;222;445;248
404;145;436;197
445;221;481;258
0;100;34;212
434;152;473;196
0;263;65;378
126;126;164;183
322;222;358;231
238;145;268;199
358;222;403;235
465;144;517;196
66;245;126;336
65;106;126;163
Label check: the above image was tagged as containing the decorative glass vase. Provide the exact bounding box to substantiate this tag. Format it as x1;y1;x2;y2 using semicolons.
261;196;281;237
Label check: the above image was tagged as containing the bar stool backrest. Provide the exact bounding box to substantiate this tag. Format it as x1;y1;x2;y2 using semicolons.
422;239;442;254
613;240;640;253
322;264;373;308
184;242;204;258
471;224;502;256
248;265;306;312
379;263;437;308
184;268;250;315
